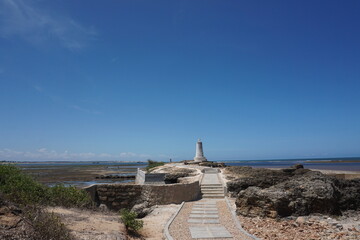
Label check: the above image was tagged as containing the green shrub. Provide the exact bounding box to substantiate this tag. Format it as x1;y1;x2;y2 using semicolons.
0;164;47;205
47;184;93;208
146;159;164;172
120;209;143;232
0;165;92;208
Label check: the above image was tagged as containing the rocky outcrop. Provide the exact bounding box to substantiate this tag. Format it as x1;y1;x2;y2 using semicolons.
164;168;197;184
226;166;310;197
228;166;360;218
336;178;360;211
131;202;155;218
199;162;226;167
183;160;226;167
236;171;340;218
165;172;190;184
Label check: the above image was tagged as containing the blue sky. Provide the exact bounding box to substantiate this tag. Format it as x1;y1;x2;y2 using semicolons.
0;0;359;161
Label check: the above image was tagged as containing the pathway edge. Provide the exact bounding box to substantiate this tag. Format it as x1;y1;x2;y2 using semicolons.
164;201;185;240
225;197;261;240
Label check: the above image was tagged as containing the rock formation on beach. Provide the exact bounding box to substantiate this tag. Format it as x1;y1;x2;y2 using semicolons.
225;166;360;218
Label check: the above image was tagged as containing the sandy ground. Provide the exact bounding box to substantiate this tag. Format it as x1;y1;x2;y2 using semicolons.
47;204;179;240
137;204;179;240
47;207;127;240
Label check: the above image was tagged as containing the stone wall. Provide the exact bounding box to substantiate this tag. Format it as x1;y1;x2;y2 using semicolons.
84;181;201;211
135;169;145;184
135;168;166;184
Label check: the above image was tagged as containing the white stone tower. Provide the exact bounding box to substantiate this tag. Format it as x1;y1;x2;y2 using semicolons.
194;139;207;162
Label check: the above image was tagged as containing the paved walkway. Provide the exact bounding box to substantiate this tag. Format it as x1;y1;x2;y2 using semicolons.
188;199;232;238
168;168;257;240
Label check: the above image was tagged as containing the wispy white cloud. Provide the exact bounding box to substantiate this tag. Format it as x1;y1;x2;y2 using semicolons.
32;85;101;115
120;152;151;159
33;85;43;92
0;148;152;161
0;0;96;50
70;105;102;115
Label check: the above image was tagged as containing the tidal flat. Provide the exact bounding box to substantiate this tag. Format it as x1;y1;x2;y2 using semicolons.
13;161;147;187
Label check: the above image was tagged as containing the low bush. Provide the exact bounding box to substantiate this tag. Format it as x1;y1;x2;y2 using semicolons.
0;164;47;205
0;164;92;208
120;208;143;232
47;184;93;208
146;159;164;172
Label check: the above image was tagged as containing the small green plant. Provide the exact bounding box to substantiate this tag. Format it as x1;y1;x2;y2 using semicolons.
146;159;164;172
120;209;143;232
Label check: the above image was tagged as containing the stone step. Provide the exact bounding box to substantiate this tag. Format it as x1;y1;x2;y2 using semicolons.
188;219;220;224
201;186;223;188
201;184;223;187
201;188;223;191
201;187;223;190
202;169;219;173
202;191;224;194
202;194;224;198
192;208;218;211
189;226;232;239
189;214;219;219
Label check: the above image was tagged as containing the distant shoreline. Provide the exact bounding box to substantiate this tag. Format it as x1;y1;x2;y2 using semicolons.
267;167;360;174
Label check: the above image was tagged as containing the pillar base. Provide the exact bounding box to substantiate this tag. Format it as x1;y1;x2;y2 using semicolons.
193;157;207;162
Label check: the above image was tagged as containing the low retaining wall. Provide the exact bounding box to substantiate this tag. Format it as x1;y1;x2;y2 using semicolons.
84;181;201;211
135;168;166;184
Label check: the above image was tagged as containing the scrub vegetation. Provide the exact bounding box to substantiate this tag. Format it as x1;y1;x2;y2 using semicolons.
0;164;93;240
0;164;92;207
146;159;165;172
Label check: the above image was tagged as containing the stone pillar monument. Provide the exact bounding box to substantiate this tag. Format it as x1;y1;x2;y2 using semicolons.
194;139;207;162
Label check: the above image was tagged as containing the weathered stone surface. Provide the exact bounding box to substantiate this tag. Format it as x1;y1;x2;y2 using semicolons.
226;166;307;197
199;161;226;167
164;168;196;184
336;178;360;210
165;172;190;184
234;171;360;218
131;202;155;218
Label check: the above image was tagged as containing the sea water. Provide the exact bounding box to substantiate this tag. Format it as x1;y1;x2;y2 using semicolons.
216;157;360;171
